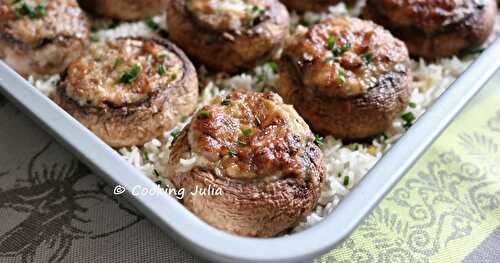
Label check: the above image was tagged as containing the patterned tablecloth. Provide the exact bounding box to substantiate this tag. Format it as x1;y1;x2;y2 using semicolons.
0;71;499;263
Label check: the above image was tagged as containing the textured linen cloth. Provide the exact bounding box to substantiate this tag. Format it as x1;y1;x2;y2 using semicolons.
0;72;499;263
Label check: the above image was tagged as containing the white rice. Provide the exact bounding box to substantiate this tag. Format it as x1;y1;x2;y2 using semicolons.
28;3;500;233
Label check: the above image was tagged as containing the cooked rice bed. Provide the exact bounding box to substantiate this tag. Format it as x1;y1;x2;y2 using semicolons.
29;3;500;232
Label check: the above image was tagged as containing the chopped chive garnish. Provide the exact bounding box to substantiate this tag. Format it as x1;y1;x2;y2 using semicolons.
158;64;166;76
145;18;160;31
401;112;416;129
268;62;278;73
314;134;324;146
34;4;45;17
17;3;45;19
327;36;337;49
300;19;311;27
343;176;350;186
120;64;141;84
341;40;352;53
228;149;238;157
154;170;160;177
170;73;177;81
90;33;99;42
221;99;232;106
261;85;273;92
158;53;168;60
250;5;266;16
155;180;161;185
362;52;372;64
242;128;252;136
227;84;236;90
238;140;247;146
408;102;417;108
199;110;210;118
143;152;149;161
112;58;122;70
180;115;188;122
337;68;346;83
331;38;351;56
332;46;343;57
170;129;181;142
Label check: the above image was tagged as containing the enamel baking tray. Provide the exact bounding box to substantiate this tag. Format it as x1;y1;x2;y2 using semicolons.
1;38;499;263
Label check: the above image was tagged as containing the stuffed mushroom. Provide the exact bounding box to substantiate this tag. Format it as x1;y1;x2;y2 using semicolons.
280;0;356;12
166;0;290;73
78;0;169;21
363;0;497;59
53;38;198;148
277;17;411;140
166;91;325;237
0;0;90;77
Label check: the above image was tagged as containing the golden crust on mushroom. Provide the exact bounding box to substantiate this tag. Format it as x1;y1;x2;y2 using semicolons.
276;17;411;140
78;0;169;21
166;91;325;237
280;0;356;12
166;0;290;73
363;0;497;59
0;0;89;77
53;37;198;148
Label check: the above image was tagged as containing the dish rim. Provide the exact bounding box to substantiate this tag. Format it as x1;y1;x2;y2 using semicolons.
0;39;499;263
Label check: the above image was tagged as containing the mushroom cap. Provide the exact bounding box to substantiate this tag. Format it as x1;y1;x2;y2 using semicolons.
53;37;199;147
166;91;326;237
363;0;498;59
0;0;89;76
166;0;290;73
276;17;411;140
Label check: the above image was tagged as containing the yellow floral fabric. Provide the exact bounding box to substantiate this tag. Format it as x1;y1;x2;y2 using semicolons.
318;72;500;263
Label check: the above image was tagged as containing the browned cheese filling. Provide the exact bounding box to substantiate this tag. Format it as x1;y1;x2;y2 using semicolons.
186;0;271;32
186;92;316;182
0;0;88;47
373;0;485;34
64;39;183;107
285;17;409;98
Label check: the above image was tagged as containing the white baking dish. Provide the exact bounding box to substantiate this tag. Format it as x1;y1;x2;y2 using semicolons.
0;39;499;263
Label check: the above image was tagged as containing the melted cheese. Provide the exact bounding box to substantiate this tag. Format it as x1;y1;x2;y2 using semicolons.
64;39;183;107
187;0;267;31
